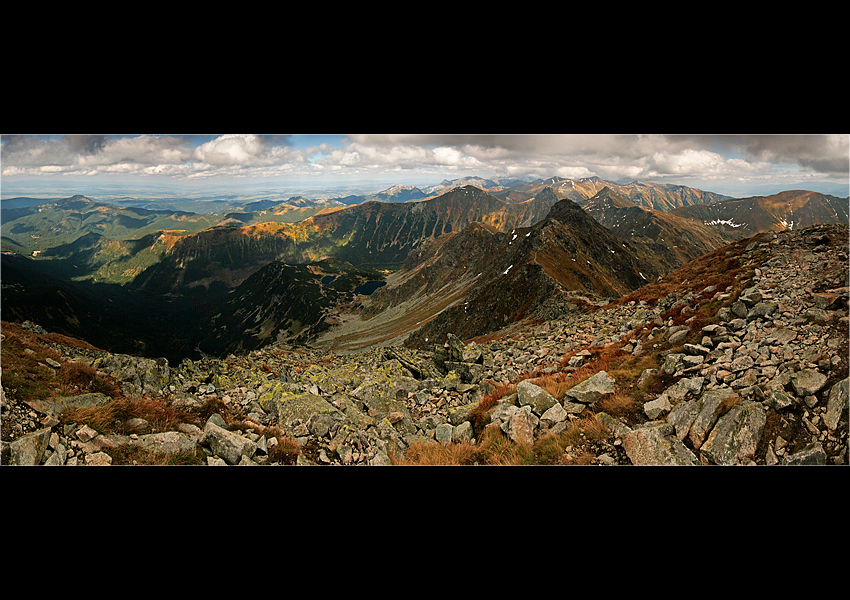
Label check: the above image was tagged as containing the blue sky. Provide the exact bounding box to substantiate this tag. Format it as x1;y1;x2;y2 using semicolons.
2;134;847;198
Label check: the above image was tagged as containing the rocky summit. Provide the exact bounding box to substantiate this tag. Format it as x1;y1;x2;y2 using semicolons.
2;223;848;466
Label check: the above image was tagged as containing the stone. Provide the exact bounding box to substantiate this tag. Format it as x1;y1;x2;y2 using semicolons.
76;425;99;442
516;380;558;415
435;423;453;444
507;406;535;446
452;421;473;444
201;421;257;465
8;427;52;465
85;451;113;465
129;431;198;456
622;422;700;466
780;442;826;465
768;328;797;345
563;371;615;405
661;353;685;375
667;399;702;441
824;377;848;431
700;401;766;465
688;388;738;450
541;402;569;426
684;343;710;356
730;355;754;372
764;384;795;410
668;329;690;345
25;392;111;419
805;308;831;324
791;369;828;397
746;302;777;321
644;394;673;420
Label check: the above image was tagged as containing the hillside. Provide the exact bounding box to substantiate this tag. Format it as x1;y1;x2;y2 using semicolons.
3;223;846;466
581;187;733;272
670;190;850;239
496;176;732;210
314;197;668;353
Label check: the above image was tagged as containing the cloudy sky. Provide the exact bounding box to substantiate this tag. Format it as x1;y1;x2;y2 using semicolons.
2;133;847;198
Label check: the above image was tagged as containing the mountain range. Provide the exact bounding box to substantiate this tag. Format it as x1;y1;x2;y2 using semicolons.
2;175;847;363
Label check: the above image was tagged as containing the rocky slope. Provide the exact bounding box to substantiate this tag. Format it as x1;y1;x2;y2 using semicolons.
669;190;850;240
2;223;847;466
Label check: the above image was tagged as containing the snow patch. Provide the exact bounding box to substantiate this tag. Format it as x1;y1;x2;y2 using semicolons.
704;218;745;228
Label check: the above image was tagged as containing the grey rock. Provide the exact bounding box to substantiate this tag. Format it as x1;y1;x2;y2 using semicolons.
824;377;848;431
668;329;690;345
130;431;199;456
791;369;828;397
507;406;535;446
452;421;474;444
25;392;111;419
746;302;777;321
700;401;766;465
661;353;685;375
9;427;52;465
644;394;673;420
563;371;615;405
764;384;795;410
622;422;700;466
516;380;558;415
435;423;453;444
731;300;748;318
780;442;826;465
805;308;831;324
667;399;703;441
202;422;257;465
597;412;632;439
688;387;738;450
541;402;569;426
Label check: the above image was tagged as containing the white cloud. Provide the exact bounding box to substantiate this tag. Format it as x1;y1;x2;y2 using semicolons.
2;134;846;196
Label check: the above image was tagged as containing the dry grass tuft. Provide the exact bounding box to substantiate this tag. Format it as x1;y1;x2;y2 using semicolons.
62;395;183;436
533;413;610;464
391;425;536;465
60;361;123;399
106;444;206;465
595;392;643;419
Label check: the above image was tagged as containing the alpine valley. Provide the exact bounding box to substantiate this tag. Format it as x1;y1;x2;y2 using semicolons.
2;176;847;364
2;175;849;466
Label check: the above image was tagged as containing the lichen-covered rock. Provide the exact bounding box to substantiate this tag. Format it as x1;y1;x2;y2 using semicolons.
622;422;700;466
700;401;766;465
516;380;558;415
201;421;257;465
9;427;52;465
563;371;615;405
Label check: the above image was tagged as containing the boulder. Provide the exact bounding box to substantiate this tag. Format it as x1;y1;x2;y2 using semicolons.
688;388;738;450
201;422;258;465
507;406;535;446
700;401;766;465
824;377;848;431
516;380;558;415
780;442;826;465
8;427;52;465
563;371;615;405
622;422;700;466
791;369;828;397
